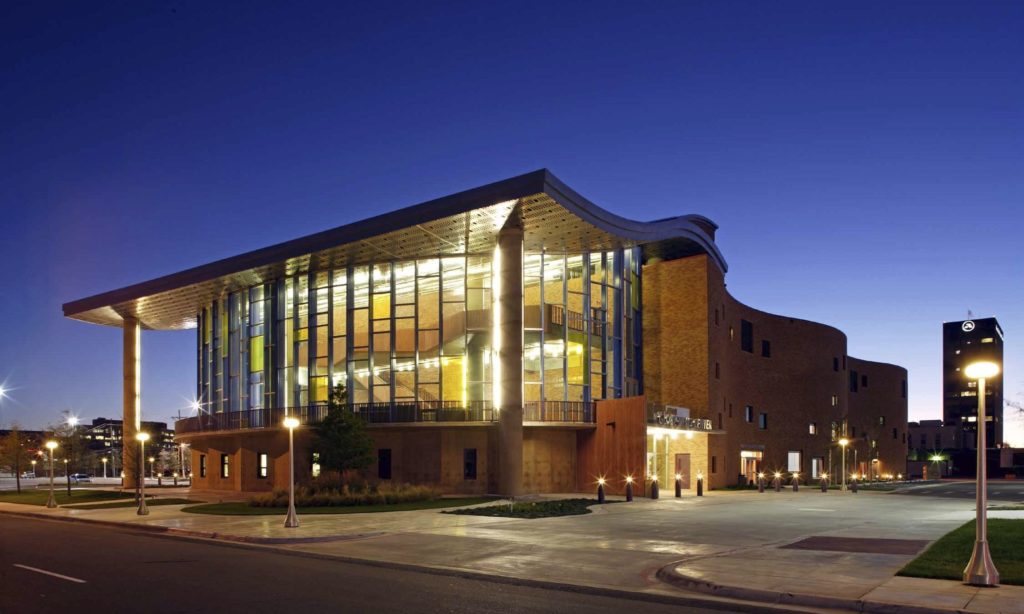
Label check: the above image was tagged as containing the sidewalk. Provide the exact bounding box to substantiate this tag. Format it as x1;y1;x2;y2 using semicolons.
3;489;1022;613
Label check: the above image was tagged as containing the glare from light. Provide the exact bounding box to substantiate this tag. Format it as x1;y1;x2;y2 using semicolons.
675;473;682;480
625;475;634;484
965;361;999;380
930;455;943;462
283;417;300;429
774;471;781;479
45;440;58;450
191;399;202;412
136;432;150;442
821;473;828;479
597;476;606;486
838;438;850;447
757;472;765;479
67;415;79;427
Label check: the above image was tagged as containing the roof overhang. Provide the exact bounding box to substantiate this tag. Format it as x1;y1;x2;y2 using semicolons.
63;169;727;330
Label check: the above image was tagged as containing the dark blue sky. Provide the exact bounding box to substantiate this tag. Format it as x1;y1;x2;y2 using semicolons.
2;2;1021;441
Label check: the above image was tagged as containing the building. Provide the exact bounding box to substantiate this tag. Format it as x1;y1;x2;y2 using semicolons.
943;317;1004;450
81;417;178;476
63;170;908;494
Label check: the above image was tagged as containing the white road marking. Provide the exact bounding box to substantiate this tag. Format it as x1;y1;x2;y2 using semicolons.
13;564;86;584
797;508;835;512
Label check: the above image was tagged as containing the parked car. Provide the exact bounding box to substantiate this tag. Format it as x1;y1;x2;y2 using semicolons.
69;473;91;483
20;472;36;479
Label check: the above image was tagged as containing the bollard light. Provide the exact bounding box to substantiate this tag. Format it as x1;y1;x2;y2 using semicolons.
696;471;704;497
773;471;782;493
597;477;606;504
625;475;634;502
792;471;800;492
821;472;829;493
675;473;682;498
650;477;659;500
757;471;765;493
839;438;850;492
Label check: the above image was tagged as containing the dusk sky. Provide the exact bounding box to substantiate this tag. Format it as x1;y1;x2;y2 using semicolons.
1;2;1020;442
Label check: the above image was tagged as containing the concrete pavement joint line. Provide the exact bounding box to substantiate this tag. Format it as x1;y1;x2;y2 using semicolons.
2;509;816;614
655;563;968;614
13;563;87;584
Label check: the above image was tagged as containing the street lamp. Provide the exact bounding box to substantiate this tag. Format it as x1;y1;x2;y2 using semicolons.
963;361;1000;586
31;459;37;477
44;441;58;508
65;415;78;496
838;438;850;491
136;432;150;516
101;457;108;478
149;456;156;479
283;416;300;528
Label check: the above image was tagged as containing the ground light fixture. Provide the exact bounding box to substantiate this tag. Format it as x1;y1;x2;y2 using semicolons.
675;473;682;498
963;361;1000;587
136;432;150;516
820;472;829;493
773;471;782;492
696;471;704;497
650;475;659;499
791;471;800;492
757;471;765;493
283;416;301;528
44;441;58;508
624;475;634;502
596;477;606;503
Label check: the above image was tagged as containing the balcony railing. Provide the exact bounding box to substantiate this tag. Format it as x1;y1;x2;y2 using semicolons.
524;401;596;423
175;400;598;435
175;401;496;435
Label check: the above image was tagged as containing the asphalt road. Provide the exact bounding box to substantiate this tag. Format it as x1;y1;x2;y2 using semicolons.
891;480;1024;502
0;516;747;614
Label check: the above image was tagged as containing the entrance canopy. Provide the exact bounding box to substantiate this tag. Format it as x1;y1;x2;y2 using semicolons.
63;169;726;331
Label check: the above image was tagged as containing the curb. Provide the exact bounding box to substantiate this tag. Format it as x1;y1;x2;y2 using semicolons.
656;562;965;614
1;508;818;614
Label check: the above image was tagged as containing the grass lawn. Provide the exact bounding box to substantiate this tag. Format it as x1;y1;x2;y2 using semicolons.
182;497;494;515
73;498;199;510
899;519;1024;585
0;489;137;506
443;498;606;519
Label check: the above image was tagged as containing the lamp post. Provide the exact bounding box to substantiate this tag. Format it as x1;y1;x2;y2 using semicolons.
963;361;1000;587
148;456;155;479
136;432;150;515
283;416;300;528
44;441;58;508
101;457;108;478
838;438;850;491
31;459;37;477
65;415;78;495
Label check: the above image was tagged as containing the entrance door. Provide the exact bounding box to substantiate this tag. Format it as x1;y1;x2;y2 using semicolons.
675;454;691;489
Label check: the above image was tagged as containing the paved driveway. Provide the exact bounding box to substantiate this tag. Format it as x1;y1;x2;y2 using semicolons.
890;480;1024;502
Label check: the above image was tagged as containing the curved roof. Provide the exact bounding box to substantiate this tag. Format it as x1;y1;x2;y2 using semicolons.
63;169;726;330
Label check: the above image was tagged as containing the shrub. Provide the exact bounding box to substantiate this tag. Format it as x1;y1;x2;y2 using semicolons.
247;481;441;508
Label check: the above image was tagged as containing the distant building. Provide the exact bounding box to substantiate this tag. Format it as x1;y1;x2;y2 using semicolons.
943;318;1003;449
83;417;175;453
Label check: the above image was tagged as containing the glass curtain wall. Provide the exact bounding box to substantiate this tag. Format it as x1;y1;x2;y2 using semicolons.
196;247;641;414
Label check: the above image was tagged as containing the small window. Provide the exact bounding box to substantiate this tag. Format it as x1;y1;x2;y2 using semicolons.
463;448;477;480
861;374;868;388
831;394;838;407
849;370;859;393
787;451;801;473
833;357;839;372
729;326;734;341
851;426;857;437
745;405;753;423
878;416;885;426
220;454;229;478
715;362;720;379
378;448;392;480
811;457;824;478
718;413;723;429
892;428;898;440
761;340;771;358
728;403;733;418
981;337;994;343
901;380;907;399
711;455;717;473
758;413;767;430
871;439;877;449
809;422;817;435
740;319;753;352
714;308;719;325
199;454;207;478
257;452;268;478
311;451;321;478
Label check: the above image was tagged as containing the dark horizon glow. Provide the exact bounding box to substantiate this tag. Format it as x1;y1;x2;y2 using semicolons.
1;2;1021;443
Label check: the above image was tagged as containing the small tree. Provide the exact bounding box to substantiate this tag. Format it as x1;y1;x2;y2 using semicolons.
312;384;374;475
0;425;29;493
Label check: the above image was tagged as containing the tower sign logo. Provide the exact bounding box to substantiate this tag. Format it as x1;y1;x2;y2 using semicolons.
962;321;975;332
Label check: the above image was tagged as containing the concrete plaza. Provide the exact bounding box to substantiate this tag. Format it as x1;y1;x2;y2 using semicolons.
2;487;1022;613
